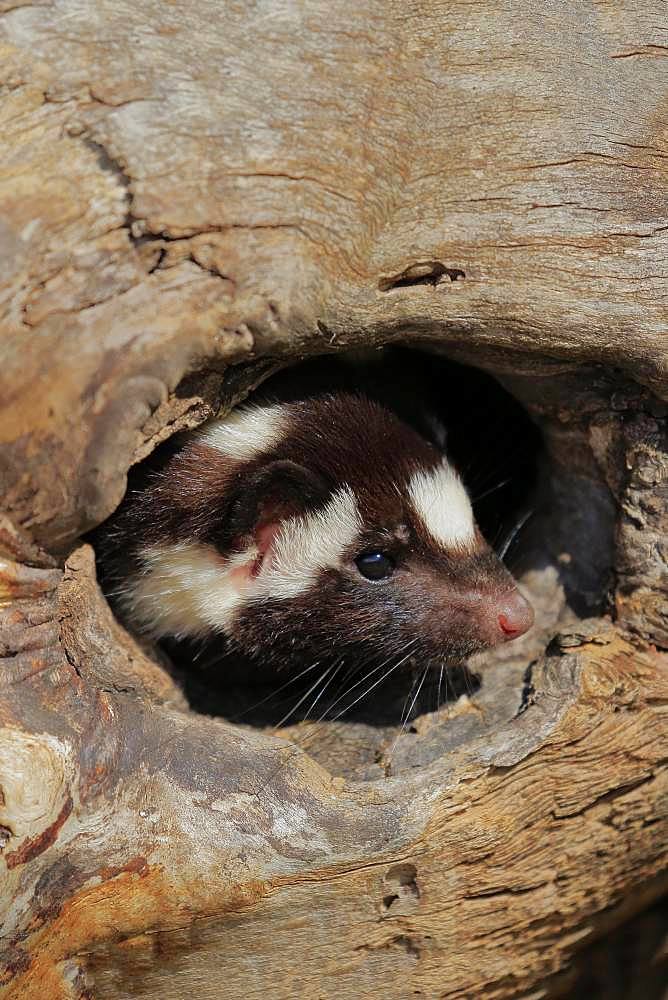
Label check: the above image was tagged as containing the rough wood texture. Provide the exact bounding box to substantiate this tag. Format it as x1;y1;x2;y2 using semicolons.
1;2;666;998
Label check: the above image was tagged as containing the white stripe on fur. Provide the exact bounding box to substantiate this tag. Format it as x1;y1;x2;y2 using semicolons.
408;460;475;549
256;485;363;599
121;486;363;636
120;541;257;638
199;403;288;462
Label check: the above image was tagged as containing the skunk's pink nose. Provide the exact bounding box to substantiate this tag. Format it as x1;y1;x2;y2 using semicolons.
496;590;534;641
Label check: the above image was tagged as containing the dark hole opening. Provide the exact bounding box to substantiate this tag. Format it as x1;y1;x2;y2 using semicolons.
88;345;553;778
139;348;544;742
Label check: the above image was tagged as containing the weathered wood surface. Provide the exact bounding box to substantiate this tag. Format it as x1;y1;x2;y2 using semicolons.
2;0;667;547
2;536;666;999
1;2;667;998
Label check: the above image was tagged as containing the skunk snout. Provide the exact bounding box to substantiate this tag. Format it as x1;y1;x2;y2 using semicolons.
489;589;534;644
430;583;534;658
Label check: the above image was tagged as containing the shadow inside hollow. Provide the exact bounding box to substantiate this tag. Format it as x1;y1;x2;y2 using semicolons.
173;638;482;730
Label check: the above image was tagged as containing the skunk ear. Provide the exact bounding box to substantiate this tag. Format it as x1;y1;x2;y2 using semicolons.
423;411;448;451
221;460;331;548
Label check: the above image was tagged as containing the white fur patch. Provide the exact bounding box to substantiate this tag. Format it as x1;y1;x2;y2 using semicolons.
199;403;288;462
120;541;257;638
121;487;364;637
408;461;475;549
256;485;363;599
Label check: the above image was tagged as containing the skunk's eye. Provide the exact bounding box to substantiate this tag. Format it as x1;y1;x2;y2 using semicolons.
355;551;395;581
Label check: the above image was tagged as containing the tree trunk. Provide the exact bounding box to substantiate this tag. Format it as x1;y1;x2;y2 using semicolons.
1;2;666;998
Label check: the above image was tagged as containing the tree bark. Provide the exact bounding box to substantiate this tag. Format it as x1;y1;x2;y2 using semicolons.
0;2;666;998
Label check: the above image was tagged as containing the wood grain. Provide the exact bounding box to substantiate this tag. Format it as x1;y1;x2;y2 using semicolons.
1;2;666;997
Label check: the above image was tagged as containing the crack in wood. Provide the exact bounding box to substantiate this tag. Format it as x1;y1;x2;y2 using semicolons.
378;262;465;291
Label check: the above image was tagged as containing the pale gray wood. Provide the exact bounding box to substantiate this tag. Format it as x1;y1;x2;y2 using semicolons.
0;2;666;998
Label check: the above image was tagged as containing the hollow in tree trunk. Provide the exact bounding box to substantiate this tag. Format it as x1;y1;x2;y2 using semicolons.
0;3;666;998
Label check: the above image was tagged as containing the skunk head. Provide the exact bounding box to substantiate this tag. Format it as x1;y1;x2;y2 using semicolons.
106;394;533;670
